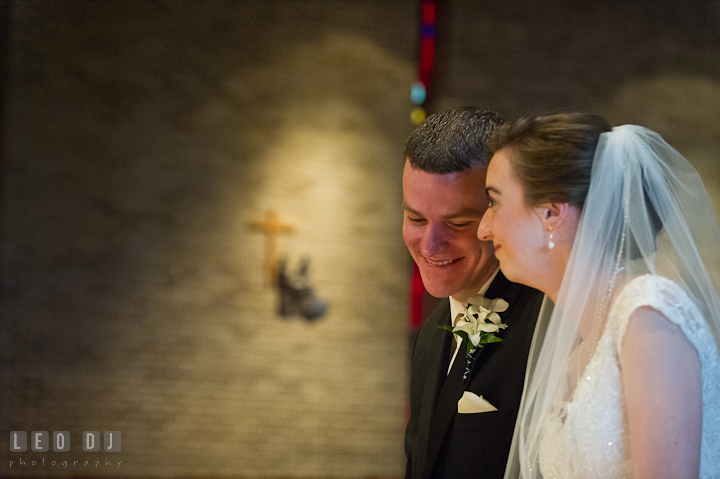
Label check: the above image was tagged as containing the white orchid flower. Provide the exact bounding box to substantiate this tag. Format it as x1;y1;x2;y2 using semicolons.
468;296;509;314
454;320;477;338
465;314;485;346
477;321;500;334
447;295;509;350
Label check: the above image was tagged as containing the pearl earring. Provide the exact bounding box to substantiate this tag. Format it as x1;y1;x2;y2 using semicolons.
548;225;555;250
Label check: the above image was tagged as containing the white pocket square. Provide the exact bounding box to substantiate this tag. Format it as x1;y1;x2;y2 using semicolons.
457;391;498;414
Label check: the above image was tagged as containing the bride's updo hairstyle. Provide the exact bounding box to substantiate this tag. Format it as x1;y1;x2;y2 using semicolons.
485;113;611;208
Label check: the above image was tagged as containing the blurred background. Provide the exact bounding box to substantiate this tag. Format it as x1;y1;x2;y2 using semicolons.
1;1;719;478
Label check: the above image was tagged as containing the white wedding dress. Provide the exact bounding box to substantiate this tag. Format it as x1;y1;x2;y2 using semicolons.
538;274;720;478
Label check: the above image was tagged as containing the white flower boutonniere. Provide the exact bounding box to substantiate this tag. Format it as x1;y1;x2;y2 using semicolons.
442;296;510;356
442;295;510;381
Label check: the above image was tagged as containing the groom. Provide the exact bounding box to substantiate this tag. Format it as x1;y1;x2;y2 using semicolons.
402;107;545;479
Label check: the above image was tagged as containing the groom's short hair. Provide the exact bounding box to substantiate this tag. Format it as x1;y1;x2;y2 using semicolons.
404;107;504;174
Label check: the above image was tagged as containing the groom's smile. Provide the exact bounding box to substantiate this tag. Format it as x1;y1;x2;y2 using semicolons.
425;257;457;266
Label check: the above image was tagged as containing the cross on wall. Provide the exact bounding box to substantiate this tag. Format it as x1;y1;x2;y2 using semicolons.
250;210;295;285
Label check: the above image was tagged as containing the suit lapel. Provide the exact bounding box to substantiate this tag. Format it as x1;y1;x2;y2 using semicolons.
423;336;468;479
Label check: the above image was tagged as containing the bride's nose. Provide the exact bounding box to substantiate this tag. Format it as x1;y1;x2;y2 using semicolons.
477;210;493;241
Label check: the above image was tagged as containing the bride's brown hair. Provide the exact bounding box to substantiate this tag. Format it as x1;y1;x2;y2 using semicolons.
486;113;611;208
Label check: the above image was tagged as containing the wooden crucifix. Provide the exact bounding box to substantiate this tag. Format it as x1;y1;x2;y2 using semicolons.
250;210;295;285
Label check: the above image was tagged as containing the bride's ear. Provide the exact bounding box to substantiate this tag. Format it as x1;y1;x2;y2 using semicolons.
540;202;572;230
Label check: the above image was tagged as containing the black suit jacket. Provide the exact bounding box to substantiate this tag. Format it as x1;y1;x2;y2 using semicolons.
404;271;544;479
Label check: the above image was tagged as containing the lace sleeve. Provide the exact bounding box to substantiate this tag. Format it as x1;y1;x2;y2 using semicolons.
612;275;704;355
610;274;720;478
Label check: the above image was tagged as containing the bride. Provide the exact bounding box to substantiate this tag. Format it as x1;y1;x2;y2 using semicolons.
477;113;720;478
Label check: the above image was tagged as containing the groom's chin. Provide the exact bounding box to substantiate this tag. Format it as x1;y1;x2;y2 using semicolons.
416;273;457;299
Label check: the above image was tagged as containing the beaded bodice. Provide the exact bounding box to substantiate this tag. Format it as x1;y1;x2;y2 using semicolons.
539;275;720;479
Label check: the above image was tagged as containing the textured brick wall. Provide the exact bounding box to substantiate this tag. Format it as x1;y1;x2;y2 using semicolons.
0;1;415;477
